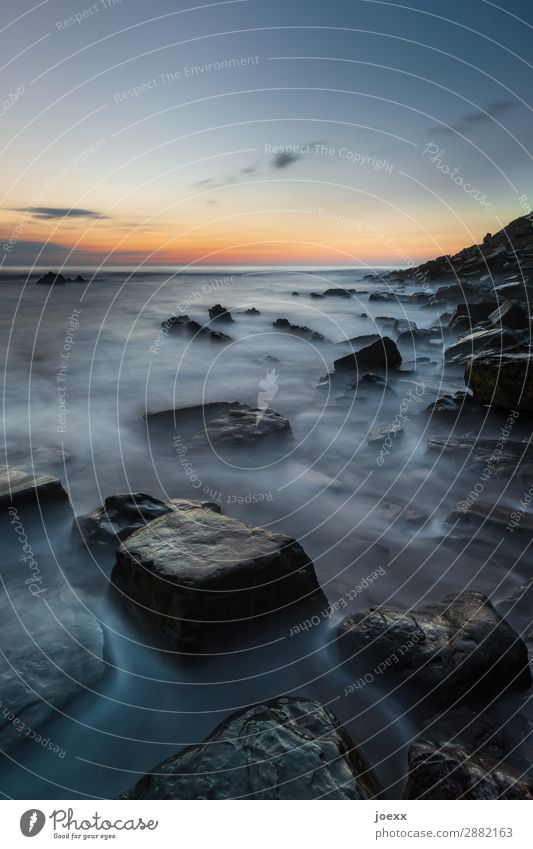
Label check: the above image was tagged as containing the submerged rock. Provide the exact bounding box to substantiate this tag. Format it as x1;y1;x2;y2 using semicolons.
0;586;105;754
145;401;291;449
121;697;377;799
465;352;533;409
273;318;325;341
162;314;231;343
0;466;68;509
112;507;325;649
208;304;233;322
75;493;220;547
334;336;402;372
36;271;68;285
337;592;531;705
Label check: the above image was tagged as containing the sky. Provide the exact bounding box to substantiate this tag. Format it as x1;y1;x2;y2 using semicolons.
0;0;532;268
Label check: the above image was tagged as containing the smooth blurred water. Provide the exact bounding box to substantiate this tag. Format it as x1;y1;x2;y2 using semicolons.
0;267;531;799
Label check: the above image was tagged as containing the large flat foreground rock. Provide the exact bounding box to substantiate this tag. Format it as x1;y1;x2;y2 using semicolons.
121;697;377;799
112;507;325;649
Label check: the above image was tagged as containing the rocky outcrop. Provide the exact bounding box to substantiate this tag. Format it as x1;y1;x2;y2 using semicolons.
0;466;68;509
337;592;531;705
145;401;291;448
162;314;231;342
444;328;523;363
334;336;402;372
0;586;105;754
121;697;377;799
425;391;482;418
273;318;325;341
489;301;529;330
465;352;533;409
75;493;220;547
36;271;68;285
448;301;498;330
112;507;325;649
208;304;233;322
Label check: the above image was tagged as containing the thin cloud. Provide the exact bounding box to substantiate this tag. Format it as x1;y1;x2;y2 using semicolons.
434;100;518;135
16;207;108;220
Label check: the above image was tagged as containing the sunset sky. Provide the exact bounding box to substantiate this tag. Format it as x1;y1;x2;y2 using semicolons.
1;0;532;268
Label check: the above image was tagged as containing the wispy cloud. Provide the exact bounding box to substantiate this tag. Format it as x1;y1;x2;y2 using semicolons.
434;100;518;135
16;207;108;220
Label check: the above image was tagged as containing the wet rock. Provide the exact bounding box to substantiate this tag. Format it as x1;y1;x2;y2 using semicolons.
397;327;437;345
121;697;377;799
146;401;291;449
489;301;529;330
273;318;325;341
75;493;221;547
337;592;531;705
112;508;325;649
405;724;533;800
465;352;533;409
310;292;325;299
244;307;261;314
0;467;68;509
0;586;105;754
291;291;300;296
334;336;402;372
208;304;233;322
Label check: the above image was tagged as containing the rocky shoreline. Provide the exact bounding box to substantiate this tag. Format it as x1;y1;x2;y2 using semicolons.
2;214;533;799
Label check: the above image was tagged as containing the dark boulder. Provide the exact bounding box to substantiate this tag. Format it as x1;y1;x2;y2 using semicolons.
465;352;533;409
244;307;261;314
112;507;325;649
334;336;402;372
121;698;377;799
337;592;531;705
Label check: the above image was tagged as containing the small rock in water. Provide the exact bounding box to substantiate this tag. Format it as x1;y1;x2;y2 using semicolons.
334;336;402;372
208;304;233;322
273;318;325;341
0;466;68;509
